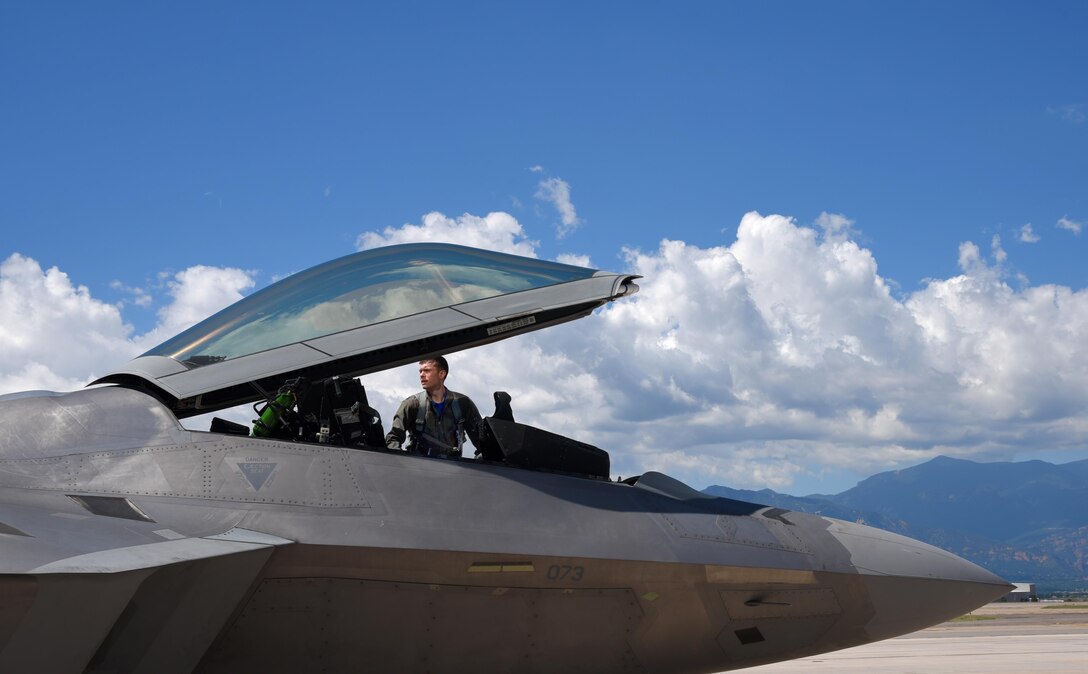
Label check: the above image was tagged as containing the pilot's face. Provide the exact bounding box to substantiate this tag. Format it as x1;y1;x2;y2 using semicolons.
419;361;446;393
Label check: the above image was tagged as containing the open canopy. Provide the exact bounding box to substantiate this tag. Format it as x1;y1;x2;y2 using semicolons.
94;243;639;417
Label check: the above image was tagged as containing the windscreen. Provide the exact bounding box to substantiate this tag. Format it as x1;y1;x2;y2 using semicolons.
143;244;596;366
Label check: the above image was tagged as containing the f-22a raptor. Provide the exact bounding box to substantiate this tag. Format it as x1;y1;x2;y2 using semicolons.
0;243;1010;673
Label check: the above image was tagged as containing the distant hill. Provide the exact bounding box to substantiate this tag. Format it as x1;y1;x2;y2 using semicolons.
703;456;1088;595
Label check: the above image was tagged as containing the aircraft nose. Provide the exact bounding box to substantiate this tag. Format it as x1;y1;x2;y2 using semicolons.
826;519;1013;639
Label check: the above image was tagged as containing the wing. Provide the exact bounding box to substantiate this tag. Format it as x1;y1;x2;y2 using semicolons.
0;497;291;673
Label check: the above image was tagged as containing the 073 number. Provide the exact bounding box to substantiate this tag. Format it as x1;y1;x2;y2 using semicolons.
546;564;584;581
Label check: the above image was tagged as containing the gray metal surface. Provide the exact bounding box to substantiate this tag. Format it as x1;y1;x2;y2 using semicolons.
0;245;1010;673
0;386;1010;672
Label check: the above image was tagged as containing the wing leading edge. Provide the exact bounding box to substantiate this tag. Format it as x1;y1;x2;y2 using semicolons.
0;513;291;674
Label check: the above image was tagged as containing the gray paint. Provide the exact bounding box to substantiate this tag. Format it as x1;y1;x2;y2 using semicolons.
0;386;1010;672
0;246;1009;673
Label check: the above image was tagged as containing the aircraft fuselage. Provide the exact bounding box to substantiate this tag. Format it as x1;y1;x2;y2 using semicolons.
0;386;1011;673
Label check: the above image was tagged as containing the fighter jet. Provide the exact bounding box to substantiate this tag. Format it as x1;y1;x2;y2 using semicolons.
0;243;1009;673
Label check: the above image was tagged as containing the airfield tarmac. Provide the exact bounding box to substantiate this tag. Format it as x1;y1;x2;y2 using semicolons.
739;602;1088;673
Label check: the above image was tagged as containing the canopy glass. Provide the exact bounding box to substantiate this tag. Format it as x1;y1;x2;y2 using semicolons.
144;244;597;366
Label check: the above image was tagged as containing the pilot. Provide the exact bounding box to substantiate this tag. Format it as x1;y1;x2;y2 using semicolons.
385;356;483;458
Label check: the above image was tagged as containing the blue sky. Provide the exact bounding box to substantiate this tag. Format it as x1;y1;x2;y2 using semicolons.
3;2;1087;495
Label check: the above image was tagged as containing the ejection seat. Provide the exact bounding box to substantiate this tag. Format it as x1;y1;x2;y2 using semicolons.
295;377;385;448
211;376;385;449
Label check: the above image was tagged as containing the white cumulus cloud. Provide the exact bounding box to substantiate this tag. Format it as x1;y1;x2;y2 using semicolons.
356;211;539;257
0;254;138;388
0;254;256;395
1057;216;1082;235
534;176;582;238
1019;224;1040;243
991;235;1007;263
555;253;593;268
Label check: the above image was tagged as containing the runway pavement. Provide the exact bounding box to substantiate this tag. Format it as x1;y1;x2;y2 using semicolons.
736;603;1088;673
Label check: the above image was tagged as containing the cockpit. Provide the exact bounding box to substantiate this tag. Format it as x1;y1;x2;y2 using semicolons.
93;243;639;481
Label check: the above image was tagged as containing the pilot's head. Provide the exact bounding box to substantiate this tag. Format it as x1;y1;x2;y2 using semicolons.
418;356;449;394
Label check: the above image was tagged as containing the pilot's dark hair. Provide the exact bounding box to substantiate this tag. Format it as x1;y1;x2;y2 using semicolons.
421;355;449;375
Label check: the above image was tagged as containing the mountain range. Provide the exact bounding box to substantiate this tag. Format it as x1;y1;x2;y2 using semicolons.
703;456;1088;595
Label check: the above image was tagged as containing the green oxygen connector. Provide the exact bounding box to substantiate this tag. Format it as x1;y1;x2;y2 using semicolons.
251;389;297;437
